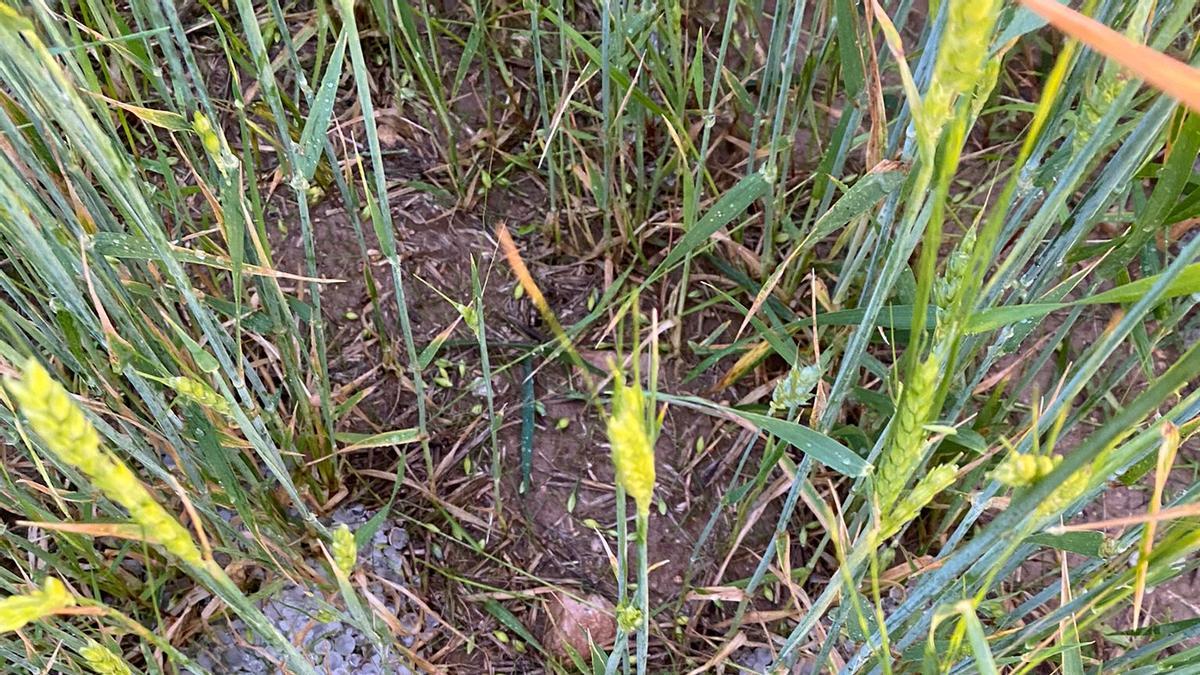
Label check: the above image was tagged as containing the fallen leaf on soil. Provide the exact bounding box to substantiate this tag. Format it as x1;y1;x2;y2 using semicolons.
543;593;615;659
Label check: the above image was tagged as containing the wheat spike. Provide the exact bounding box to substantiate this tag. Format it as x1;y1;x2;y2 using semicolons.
165;376;233;418
918;0;1003;150
331;524;357;575
80;641;132;675
0;578;75;633
877;463;959;542
992;451;1061;488
1035;464;1092;520
607;371;656;518
6;359;203;565
874;354;940;510
771;362;821;413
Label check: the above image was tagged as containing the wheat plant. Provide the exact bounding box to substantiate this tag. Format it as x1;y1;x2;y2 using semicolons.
0;0;1198;672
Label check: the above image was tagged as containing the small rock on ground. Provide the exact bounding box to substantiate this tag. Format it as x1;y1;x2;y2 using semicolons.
543;593;616;659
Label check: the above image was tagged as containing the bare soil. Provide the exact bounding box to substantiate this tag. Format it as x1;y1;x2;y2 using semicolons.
254;124;818;670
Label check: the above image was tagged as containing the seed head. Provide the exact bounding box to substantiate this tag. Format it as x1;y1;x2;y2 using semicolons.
936;227;977;312
1035;464;1092;521
771;363;821;413
6;359;203;565
165;376;232;418
1074;70;1124;153
616;603;643;632
874;354;940;510
992;451;1061;488
607;373;656;518
191;111;238;174
919;0;1002;151
969;43;1008;121
191;112;221;158
331;524;357;575
877;463;958;543
0;577;75;633
80;641;131;675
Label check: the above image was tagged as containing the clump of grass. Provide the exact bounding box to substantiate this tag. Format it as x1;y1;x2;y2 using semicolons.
4;359;320;674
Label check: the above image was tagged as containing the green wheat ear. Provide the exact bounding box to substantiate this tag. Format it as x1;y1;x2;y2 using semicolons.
917;0;1002;153
80;641;132;675
0;577;75;633
877;463;959;544
873;354;940;511
164;375;234;418
607;370;657;518
332;524;357;575
5;358;203;565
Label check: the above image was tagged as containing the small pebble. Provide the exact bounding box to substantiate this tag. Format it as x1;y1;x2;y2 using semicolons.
388;526;409;550
221;647;247;668
334;631;356;655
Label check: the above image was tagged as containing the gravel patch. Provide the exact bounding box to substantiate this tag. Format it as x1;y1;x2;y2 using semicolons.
189;505;427;674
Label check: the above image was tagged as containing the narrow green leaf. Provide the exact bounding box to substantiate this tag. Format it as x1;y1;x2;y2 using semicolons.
536;7;669;118
1082;262;1200;305
967;303;1067;334
355;507;391;550
184;405;253;524
802;167;907;248
1026;531;1109;558
653;171;771;277
1112;616;1200;638
417;332;448;369
482;599;545;654
658;394;868;477
93;232;344;282
333;389;371;421
163;317;221;373
92;94;190;131
834;0;865;99
452;21;483;97
960;605;999;675
519;360;535;494
333;428;423;450
814;305;928;330
968;263;1200;333
739;167;908;336
297;27;348;180
1099;112;1200;278
1062;615;1085;675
